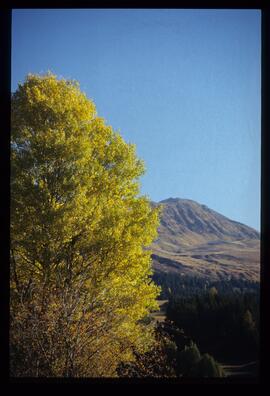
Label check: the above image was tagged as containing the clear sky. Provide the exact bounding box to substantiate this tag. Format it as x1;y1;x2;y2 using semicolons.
12;9;261;231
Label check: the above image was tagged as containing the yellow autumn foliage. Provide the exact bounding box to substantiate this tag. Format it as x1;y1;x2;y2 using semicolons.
10;73;161;377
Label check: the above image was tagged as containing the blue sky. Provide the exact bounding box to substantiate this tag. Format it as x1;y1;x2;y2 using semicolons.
12;9;261;230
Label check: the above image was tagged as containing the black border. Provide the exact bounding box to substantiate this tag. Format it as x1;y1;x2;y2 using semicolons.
0;7;11;384
260;5;270;388
1;1;269;386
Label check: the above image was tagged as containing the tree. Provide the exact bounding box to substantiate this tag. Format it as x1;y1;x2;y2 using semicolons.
176;341;201;376
176;342;225;378
117;325;177;377
240;309;259;360
209;286;218;298
10;73;161;377
242;310;256;332
190;354;225;378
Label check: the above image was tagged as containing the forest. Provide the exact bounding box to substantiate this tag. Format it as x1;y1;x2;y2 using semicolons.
167;288;259;363
118;279;260;378
153;272;260;299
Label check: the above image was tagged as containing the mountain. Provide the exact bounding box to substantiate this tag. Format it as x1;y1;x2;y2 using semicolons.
151;198;260;281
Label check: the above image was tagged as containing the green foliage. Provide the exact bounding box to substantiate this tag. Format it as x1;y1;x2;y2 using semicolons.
190;354;225;378
176;341;201;376
153;272;260;300
117;321;225;378
173;340;224;378
10;73;161;377
167;290;260;362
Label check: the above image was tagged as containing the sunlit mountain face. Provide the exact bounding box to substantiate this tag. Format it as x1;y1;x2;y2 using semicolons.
151;198;260;281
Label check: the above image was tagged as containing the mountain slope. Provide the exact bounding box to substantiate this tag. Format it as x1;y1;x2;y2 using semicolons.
151;198;260;281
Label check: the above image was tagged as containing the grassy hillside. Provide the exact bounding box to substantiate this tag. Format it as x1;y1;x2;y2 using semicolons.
151;198;260;282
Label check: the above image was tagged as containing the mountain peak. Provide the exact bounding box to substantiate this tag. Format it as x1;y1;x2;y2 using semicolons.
155;198;259;236
159;197;196;204
151;197;260;281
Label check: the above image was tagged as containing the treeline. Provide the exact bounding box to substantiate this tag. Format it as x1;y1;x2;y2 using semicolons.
153;272;260;299
166;289;260;364
118;285;260;377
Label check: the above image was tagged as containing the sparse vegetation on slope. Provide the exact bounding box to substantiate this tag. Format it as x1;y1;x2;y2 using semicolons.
151;198;260;282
